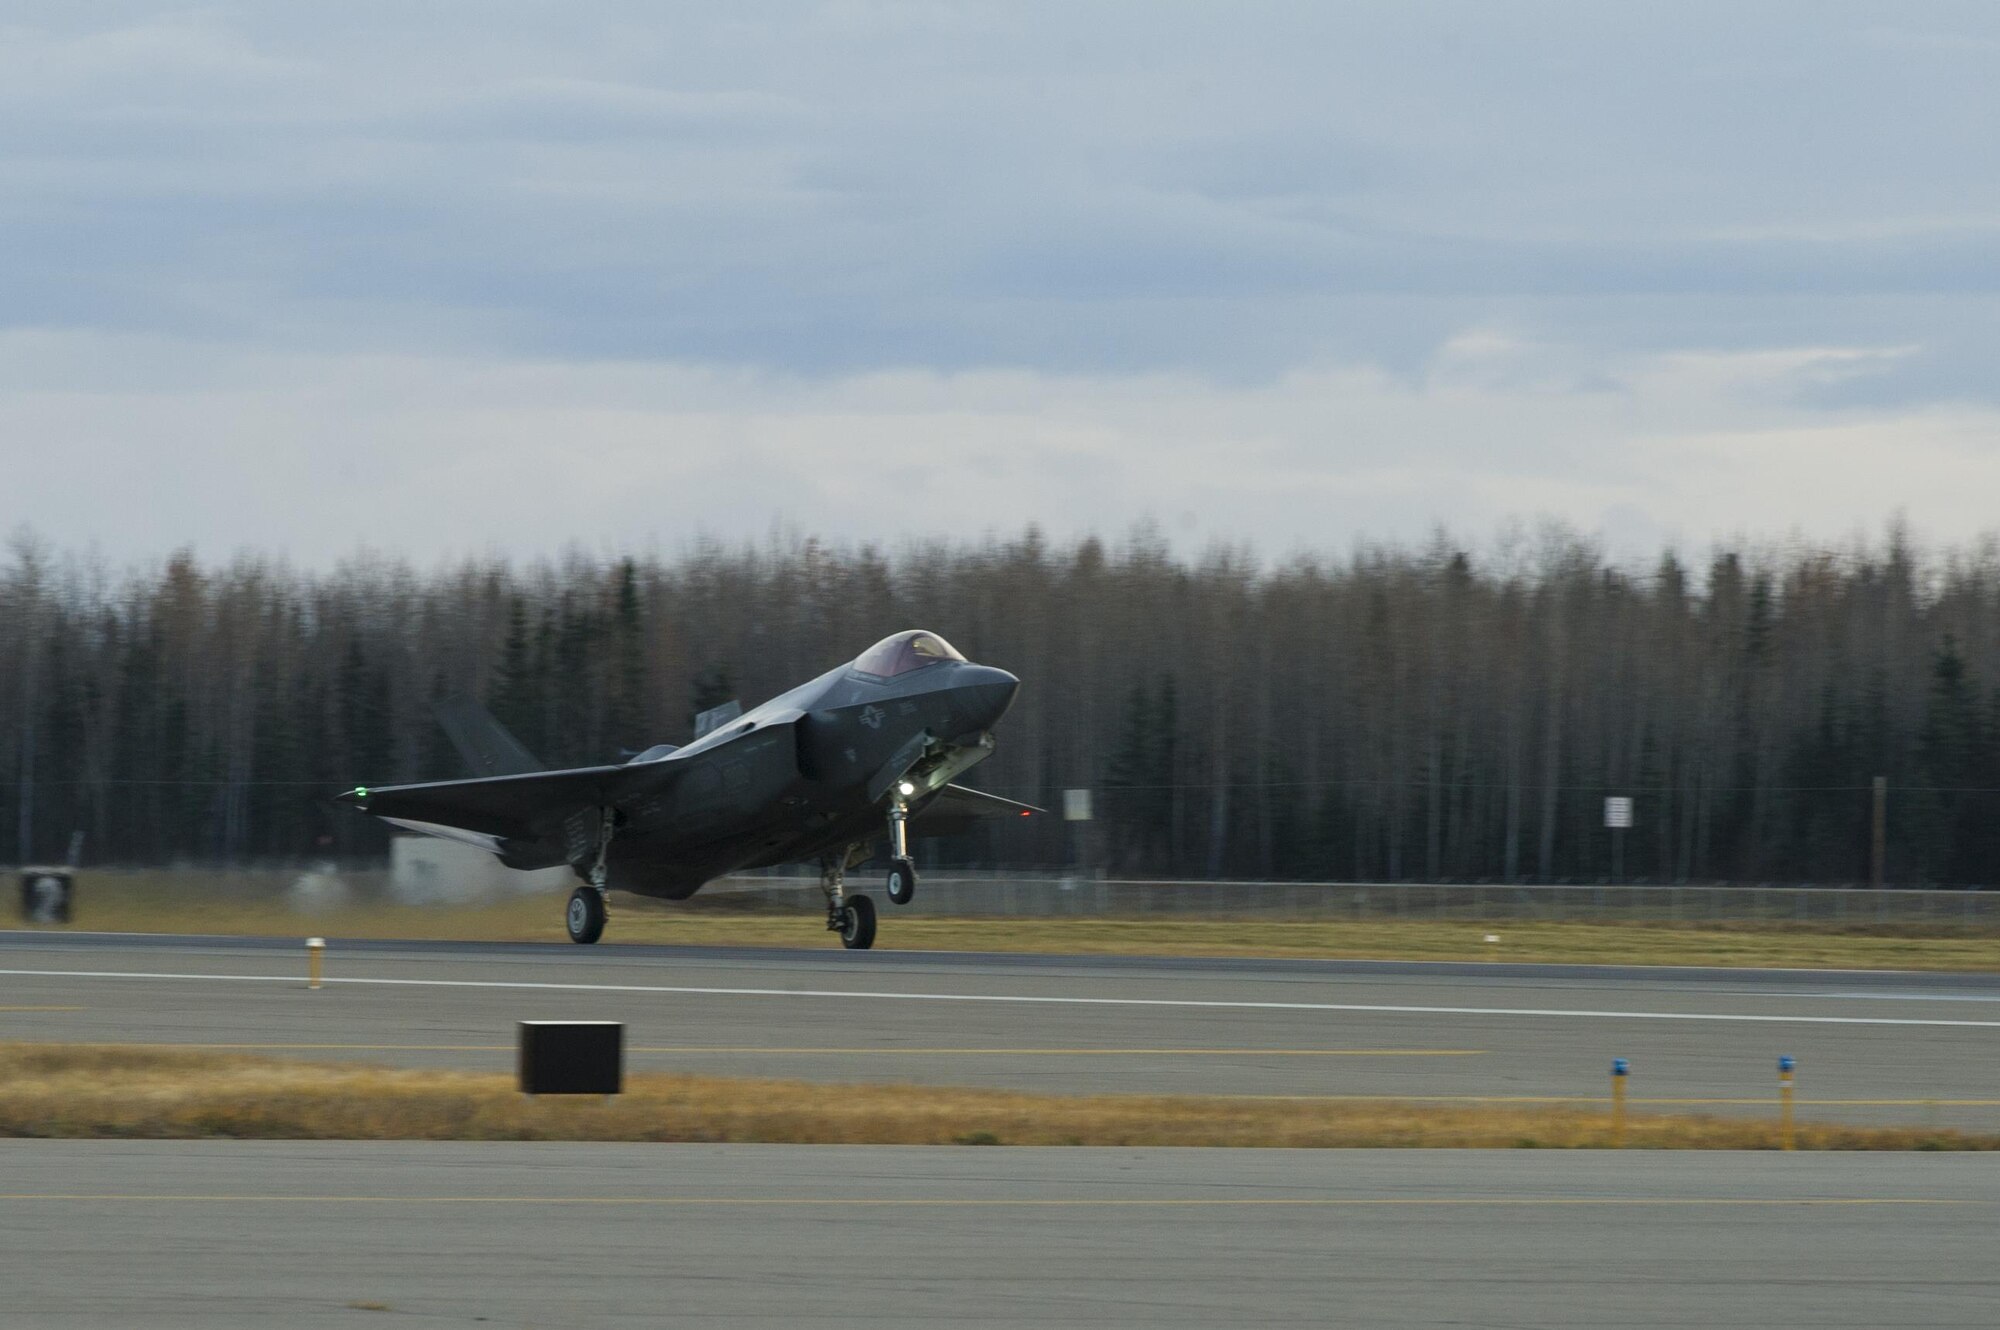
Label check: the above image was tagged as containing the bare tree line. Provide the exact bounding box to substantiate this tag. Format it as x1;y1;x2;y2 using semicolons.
3;522;1996;884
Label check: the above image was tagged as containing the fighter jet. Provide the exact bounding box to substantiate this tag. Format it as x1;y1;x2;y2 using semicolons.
337;630;1033;948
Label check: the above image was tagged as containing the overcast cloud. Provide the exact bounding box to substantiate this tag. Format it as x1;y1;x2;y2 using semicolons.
5;2;2000;566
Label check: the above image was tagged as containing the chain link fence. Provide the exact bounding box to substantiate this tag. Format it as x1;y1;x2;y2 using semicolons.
47;864;2000;929
705;873;2000;926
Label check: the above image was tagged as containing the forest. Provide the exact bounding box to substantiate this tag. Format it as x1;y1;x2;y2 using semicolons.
3;522;1998;885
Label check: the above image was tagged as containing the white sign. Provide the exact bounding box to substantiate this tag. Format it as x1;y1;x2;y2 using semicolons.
1063;788;1094;822
1604;796;1633;830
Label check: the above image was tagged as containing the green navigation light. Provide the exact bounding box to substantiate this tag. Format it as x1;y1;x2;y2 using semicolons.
353;787;369;800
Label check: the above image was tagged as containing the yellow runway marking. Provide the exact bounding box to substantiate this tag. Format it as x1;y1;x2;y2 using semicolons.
1240;1094;2000;1107
0;1194;1976;1208
643;1047;1489;1057
1642;1098;2000;1108
42;1042;517;1053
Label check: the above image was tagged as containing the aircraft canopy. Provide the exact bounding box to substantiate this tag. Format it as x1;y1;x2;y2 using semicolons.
854;630;965;677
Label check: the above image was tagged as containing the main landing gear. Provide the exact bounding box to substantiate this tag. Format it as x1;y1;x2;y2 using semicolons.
566;885;606;945
567;808;614;945
885;792;917;906
821;849;877;950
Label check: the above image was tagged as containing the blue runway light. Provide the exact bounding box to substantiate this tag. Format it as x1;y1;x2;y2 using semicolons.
1612;1058;1629;1076
1779;1055;1796;1073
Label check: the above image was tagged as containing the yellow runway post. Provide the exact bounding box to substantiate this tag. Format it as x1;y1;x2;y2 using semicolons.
306;937;325;991
1778;1055;1796;1151
1611;1058;1629;1148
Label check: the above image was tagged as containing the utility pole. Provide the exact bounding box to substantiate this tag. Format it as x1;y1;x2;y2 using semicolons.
15;632;36;865
1870;776;1888;888
14;706;31;865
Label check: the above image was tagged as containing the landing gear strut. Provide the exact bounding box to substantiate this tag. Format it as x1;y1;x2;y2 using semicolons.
885;793;917;906
567;808;615;944
822;848;876;950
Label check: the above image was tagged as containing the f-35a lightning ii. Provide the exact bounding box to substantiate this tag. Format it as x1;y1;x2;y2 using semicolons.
338;630;1032;949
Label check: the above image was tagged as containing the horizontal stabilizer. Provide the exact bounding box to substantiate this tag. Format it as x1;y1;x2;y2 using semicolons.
435;695;543;777
378;817;508;855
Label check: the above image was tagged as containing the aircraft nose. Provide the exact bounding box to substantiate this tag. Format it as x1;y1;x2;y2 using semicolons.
954;664;1020;729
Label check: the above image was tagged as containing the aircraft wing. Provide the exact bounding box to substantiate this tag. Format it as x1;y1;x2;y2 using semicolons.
336;763;674;840
911;783;1044;837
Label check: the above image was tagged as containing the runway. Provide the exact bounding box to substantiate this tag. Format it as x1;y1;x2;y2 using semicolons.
6;1142;1997;1326
5;930;2000;1126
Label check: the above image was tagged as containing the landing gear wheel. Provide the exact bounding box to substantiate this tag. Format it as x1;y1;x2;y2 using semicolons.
566;886;606;944
886;857;916;906
839;894;877;950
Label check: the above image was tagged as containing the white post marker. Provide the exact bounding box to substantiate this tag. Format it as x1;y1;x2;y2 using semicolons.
1604;796;1633;883
1062;789;1096;880
305;937;325;990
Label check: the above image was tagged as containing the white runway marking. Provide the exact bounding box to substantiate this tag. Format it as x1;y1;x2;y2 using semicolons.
1732;989;2000;1005
7;966;2000;1029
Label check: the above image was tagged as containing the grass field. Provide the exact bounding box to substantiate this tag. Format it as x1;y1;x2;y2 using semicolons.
30;874;2000;972
0;1043;1984;1150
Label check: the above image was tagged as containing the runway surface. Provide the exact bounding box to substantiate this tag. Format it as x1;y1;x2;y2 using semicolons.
6;1142;1997;1326
6;929;2000;1126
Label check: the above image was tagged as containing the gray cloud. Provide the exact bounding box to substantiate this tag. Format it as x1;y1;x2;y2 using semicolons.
4;2;2000;559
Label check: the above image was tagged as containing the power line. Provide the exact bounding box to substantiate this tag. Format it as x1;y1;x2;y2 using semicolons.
23;776;2000;796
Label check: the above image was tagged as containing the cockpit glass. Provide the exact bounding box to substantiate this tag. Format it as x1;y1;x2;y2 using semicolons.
854;630;966;677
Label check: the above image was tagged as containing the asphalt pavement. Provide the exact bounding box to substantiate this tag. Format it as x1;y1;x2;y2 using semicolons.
4;1142;1995;1327
5;929;2000;1127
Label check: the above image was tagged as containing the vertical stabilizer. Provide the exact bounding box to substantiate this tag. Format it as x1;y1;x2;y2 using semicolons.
435;696;545;777
693;700;743;739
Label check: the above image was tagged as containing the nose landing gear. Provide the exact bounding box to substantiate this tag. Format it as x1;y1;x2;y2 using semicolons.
885;794;917;906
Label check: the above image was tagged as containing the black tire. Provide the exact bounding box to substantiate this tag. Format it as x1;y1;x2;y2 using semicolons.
566;886;606;944
886;858;916;906
839;894;877;950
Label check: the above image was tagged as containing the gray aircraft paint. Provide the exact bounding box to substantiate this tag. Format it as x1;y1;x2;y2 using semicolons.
340;631;1030;902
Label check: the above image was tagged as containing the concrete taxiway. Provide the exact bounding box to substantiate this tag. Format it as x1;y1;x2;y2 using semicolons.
5;1142;1996;1327
5;930;2000;1127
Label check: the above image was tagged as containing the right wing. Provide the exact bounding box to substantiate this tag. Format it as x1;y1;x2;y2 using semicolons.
911;784;1045;837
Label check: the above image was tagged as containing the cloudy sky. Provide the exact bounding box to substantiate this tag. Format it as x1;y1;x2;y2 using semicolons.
5;2;2000;566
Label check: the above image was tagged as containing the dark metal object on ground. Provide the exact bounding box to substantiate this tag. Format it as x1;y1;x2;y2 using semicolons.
518;1021;623;1096
19;868;72;925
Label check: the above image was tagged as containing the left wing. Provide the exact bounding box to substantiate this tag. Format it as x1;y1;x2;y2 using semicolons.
337;762;675;840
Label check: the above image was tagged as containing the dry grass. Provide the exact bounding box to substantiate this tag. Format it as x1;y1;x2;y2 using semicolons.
31;874;2000;972
0;1044;1987;1150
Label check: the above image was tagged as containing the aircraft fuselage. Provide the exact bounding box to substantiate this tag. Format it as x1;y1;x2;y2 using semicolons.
575;654;1020;897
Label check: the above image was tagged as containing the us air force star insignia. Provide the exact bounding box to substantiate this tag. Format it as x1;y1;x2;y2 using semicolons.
859;705;885;730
